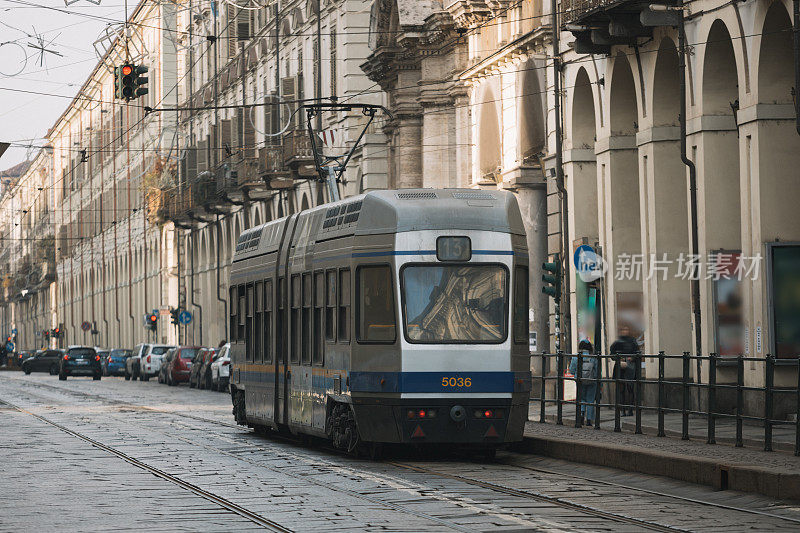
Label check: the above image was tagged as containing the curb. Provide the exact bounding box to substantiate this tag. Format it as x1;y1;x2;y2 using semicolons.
513;434;800;502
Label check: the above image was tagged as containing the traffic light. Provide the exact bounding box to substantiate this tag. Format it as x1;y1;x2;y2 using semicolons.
115;64;148;101
43;330;50;339
170;307;180;325
542;253;561;304
52;326;61;339
133;65;149;98
146;312;158;330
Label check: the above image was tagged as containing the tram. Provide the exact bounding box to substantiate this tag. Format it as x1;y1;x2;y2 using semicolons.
228;188;531;453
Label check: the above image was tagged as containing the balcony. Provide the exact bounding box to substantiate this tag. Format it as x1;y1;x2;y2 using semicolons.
561;0;677;54
282;130;317;177
164;172;218;226
213;161;243;208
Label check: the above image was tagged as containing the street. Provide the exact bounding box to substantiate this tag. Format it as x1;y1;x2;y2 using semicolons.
2;373;800;532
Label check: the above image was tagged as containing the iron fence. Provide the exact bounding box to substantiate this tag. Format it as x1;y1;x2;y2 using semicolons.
533;352;800;455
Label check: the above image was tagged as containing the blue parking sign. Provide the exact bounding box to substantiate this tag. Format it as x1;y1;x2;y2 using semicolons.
6;341;15;352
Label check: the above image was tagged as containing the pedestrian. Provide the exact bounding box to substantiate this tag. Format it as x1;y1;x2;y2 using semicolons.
569;340;599;426
610;325;639;416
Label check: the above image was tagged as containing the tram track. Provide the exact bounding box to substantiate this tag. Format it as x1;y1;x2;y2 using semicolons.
5;375;800;531
0;397;293;532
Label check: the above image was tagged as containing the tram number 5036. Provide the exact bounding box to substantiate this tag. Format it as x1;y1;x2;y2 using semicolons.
442;376;472;388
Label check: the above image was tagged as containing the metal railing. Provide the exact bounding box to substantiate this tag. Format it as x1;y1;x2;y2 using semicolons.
533;352;800;455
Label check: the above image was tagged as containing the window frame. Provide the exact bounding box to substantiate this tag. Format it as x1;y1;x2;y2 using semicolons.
290;274;301;364
313;270;325;365
399;262;510;345
264;279;273;364
255;280;264;363
229;286;238;343
355;264;398;345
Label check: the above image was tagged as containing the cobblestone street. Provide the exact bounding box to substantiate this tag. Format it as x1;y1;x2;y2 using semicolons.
2;373;800;531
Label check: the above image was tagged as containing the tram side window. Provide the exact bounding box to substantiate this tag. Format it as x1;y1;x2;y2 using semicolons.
291;275;300;364
264;279;273;364
357;265;396;343
302;273;312;365
229;286;237;342
325;270;336;342
246;284;254;362
255;281;263;363
313;271;324;365
338;269;350;343
513;266;529;345
237;286;246;342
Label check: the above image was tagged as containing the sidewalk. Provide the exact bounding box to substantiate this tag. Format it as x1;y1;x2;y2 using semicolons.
520;402;800;501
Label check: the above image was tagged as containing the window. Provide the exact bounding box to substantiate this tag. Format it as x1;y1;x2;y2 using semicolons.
325;270;336;342
338;269;350;342
229;286;237;342
513;266;529;344
302;273;312;364
291;275;300;364
264;279;273;364
246;284;254;362
401;264;508;343
357;266;396;343
237;286;246;342
313;271;324;365
255;281;263;363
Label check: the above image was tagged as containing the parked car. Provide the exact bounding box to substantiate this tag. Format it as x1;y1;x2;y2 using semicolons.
96;349;110;370
210;343;231;392
189;348;215;388
158;349;175;384
166;346;200;386
125;343;150;381
104;349;131;376
198;347;220;390
139;344;175;381
21;349;64;375
59;346;101;380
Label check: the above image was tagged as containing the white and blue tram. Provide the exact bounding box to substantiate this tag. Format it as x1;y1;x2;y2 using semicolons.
228;189;531;452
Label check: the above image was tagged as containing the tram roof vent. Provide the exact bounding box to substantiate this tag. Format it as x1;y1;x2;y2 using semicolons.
452;191;496;200
396;191;438;200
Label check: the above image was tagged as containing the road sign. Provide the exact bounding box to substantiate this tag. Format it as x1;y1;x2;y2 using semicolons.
178;310;192;325
81;321;91;332
5;341;15;352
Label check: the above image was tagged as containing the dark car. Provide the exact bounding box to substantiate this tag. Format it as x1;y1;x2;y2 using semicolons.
189;348;215;389
59;346;101;381
167;346;199;386
158;349;175;384
104;349;131;376
21;349;64;375
197;347;219;390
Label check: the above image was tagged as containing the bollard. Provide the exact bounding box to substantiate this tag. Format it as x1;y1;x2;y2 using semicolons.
796;356;800;456
614;352;621;432
765;354;774;452
634;353;642;434
556;351;564;426
708;352;717;445
575;352;583;428
682;351;690;440
540;352;546;424
594;354;601;430
658;351;665;437
736;354;744;448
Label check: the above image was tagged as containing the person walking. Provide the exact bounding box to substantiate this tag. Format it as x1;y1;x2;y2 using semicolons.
570;340;599;426
611;325;639;416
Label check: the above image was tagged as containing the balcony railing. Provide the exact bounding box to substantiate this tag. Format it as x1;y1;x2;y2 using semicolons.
283;130;315;166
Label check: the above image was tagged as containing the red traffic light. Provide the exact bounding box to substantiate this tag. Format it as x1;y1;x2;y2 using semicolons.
149;314;157;322
121;65;132;76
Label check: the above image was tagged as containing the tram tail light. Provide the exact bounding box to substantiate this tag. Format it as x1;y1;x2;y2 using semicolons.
474;409;503;419
407;409;436;419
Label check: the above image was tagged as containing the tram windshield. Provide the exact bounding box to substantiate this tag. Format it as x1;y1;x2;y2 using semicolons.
402;265;508;343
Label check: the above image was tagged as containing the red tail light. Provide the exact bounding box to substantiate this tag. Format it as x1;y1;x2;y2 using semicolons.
222;360;229;366
95;355;100;361
484;410;493;419
407;409;436;419
146;355;151;363
63;355;69;360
